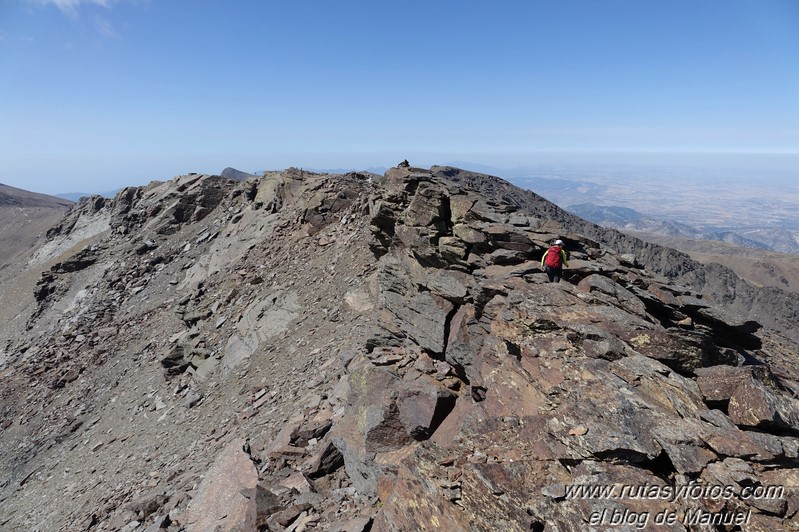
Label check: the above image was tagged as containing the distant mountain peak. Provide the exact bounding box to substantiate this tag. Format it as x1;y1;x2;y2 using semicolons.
220;167;258;181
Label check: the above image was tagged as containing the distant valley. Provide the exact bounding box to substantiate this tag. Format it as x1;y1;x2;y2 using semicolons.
567;203;799;254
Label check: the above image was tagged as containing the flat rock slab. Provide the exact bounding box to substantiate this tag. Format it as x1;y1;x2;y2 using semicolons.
184;438;258;532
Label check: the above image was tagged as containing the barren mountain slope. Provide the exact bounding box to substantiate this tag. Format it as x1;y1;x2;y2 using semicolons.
624;231;799;293
0;183;73;209
1;166;798;531
0;183;73;271
0;185;77;365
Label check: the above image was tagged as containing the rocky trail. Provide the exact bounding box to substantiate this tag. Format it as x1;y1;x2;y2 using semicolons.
0;164;797;531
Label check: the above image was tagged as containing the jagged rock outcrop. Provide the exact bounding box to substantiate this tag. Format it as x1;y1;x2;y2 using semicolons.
0;165;797;531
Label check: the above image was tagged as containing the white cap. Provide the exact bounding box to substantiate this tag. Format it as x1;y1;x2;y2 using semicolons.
555;239;564;245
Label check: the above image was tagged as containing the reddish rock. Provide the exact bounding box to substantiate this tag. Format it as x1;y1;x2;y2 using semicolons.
290;416;333;447
239;485;281;531
647;283;680;306
695;365;773;404
745;512;794;531
483;261;537;279
305;440;344;478
278;472;313;494
475;348;546;419
266;413;306;459
371;448;469;531
699;426;779;461
403;182;449;227
6;165;799;532
330;361;413;496
759;468;799;519
184;439;258;532
271;503;312;527
329;516;373;532
397;377;456;440
452;224;487;245
729;378;799;433
444;303;484;382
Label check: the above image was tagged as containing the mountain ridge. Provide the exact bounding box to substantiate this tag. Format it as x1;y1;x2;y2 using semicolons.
1;165;797;531
0;182;73;209
0;183;74;276
627;231;799;292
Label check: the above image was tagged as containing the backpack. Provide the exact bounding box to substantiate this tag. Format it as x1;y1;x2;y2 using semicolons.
545;246;563;268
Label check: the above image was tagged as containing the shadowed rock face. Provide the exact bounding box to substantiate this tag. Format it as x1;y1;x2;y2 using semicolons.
0;166;798;531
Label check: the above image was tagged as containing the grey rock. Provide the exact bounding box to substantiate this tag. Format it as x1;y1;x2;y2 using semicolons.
379;259;453;354
437;236;468;262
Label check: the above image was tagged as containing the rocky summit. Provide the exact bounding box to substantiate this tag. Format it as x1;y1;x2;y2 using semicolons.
1;164;798;531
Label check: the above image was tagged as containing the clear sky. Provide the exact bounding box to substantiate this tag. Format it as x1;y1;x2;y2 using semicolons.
1;0;798;193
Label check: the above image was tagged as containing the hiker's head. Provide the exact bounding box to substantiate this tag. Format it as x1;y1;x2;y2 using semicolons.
555;239;564;246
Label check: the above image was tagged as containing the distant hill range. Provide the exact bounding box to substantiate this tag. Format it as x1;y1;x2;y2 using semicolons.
568;202;798;254
55;169;261;201
222;166;391;180
219;167;258;181
568;202;799;292
56;189;120;202
313;166;389;175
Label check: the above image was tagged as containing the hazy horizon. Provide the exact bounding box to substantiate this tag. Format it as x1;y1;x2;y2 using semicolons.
2;1;797;194
0;150;796;197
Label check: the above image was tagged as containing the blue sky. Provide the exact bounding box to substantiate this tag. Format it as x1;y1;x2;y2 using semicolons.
1;0;798;193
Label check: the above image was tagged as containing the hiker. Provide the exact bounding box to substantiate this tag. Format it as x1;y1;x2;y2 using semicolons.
541;239;568;283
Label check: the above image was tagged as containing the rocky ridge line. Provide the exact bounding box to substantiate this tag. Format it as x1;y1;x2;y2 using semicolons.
0;164;797;531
